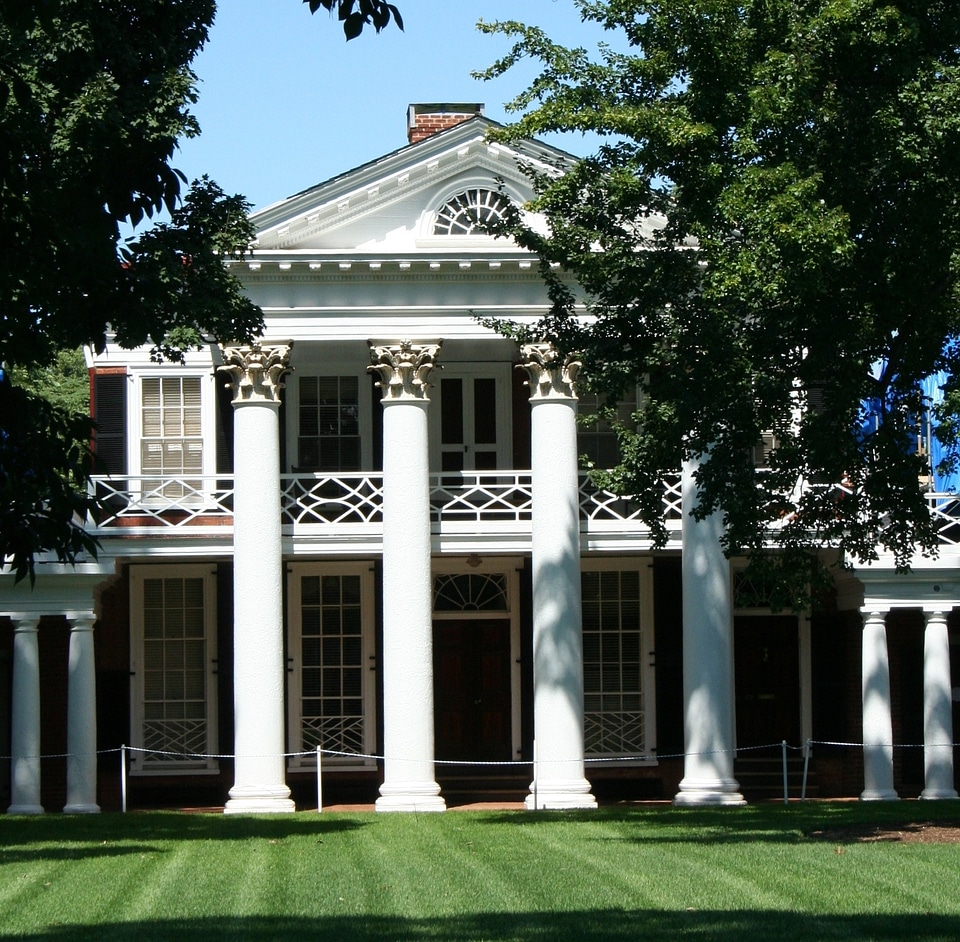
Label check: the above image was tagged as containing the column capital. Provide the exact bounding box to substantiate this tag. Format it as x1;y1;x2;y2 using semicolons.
67;613;96;632
11;615;41;632
368;340;441;403
219;342;293;405
518;343;581;401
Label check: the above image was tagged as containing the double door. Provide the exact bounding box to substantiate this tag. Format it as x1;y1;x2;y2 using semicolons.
435;366;511;472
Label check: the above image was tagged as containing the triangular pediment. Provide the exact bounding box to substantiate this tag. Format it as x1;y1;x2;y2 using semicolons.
250;117;573;253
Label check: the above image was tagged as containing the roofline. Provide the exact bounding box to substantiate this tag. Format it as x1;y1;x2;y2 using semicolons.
249;115;576;229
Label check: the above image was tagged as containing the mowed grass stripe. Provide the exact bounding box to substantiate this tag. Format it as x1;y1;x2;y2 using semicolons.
0;804;959;940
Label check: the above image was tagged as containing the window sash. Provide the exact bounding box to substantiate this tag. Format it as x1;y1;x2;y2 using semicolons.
131;568;217;773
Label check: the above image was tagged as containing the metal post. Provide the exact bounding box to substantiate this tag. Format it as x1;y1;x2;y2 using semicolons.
781;740;788;805
316;745;322;813
532;739;539;811
801;739;811;801
121;745;127;814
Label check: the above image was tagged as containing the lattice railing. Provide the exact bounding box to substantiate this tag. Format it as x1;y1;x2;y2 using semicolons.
301;715;366;756
281;474;383;525
139;719;208;764
430;472;533;524
90;476;234;529
88;472;960;548
584;710;645;757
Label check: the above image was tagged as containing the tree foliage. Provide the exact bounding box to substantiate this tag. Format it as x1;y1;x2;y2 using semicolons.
305;0;403;40
0;0;402;581
479;0;960;604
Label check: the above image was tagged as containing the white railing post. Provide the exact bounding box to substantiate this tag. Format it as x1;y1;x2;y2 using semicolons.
316;746;322;813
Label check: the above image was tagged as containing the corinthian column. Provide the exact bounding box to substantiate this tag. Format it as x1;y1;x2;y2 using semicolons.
674;456;744;806
219;342;296;813
369;341;446;812
519;343;596;810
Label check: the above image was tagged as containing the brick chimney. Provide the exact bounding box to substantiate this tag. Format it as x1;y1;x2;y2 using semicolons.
407;103;484;144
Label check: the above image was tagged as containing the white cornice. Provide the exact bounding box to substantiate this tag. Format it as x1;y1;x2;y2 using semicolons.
252;123;567;250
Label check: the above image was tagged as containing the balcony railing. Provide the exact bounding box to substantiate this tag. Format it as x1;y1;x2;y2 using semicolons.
87;473;960;551
88;471;684;541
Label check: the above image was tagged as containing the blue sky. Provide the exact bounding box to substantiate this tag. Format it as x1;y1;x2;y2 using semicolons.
172;0;614;213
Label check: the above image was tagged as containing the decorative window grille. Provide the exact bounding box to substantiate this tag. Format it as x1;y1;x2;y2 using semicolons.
298;376;360;471
299;574;365;757
433;188;510;236
131;568;217;772
141;376;203;496
434;573;509;612
582;569;644;756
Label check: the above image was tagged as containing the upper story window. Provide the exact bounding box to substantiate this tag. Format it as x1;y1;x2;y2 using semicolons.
433;188;510;236
578;388;638;470
141;376;203;494
298;375;361;472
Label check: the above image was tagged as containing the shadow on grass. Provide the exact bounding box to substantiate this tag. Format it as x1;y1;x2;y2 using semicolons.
475;801;960;843
0;812;366;861
9;910;960;941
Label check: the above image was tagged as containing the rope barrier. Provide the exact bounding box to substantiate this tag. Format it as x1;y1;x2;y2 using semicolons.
5;737;957;812
2;737;957;765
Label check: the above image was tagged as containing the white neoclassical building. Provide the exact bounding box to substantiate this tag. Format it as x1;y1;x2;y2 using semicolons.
2;104;958;812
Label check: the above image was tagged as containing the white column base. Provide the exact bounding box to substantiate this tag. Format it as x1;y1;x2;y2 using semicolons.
674;778;746;807
376;781;446;813
859;788;899;802
63;802;101;814
7;803;44;815
921;786;958;800
525;778;597;811
224;784;296;814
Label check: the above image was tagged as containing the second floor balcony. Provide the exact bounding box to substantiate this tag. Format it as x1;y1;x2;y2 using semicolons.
88;470;684;553
87;470;960;557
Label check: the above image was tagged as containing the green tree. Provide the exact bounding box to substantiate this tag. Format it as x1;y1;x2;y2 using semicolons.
0;0;401;581
479;0;960;604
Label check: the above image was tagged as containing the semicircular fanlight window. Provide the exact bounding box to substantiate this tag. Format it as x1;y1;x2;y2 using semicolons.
433;188;510;236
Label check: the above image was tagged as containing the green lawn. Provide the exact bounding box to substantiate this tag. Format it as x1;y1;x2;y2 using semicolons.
1;802;959;940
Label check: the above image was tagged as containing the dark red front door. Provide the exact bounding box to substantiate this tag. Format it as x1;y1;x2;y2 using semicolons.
735;615;801;748
433;619;512;762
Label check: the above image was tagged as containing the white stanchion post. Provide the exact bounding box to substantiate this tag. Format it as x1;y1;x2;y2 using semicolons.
781;741;788;805
532;739;538;811
316;746;322;813
121;745;127;814
801;739;811;801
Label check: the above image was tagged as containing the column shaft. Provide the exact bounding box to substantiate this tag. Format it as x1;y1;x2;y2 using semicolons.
371;341;444;812
221;343;295;813
921;610;957;800
520;344;595;810
674;457;745;806
64;614;100;813
860;610;898;800
8;617;43;815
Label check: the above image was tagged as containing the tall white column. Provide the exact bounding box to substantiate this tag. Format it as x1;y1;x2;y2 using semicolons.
860;610;898;800
370;341;445;812
8;616;43;815
674;457;745;806
519;344;596;810
64;614;100;813
220;343;296;814
921;610;957;799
